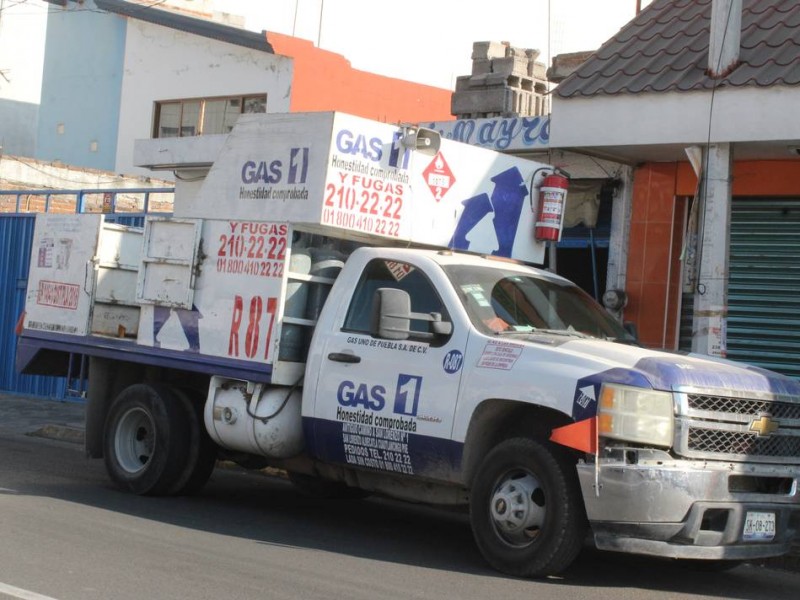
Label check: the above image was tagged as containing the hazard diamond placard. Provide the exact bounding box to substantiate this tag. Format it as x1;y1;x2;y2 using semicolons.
423;152;456;202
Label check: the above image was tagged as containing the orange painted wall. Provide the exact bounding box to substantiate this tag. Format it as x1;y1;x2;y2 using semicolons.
624;164;683;349
627;160;800;349
267;32;453;124
676;160;800;196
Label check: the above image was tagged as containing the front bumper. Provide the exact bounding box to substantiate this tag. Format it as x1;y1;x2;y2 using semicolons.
577;453;800;559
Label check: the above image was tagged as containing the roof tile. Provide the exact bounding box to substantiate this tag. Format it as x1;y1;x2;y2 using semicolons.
556;0;800;99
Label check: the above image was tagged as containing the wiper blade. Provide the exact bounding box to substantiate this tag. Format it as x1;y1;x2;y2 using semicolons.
495;328;591;338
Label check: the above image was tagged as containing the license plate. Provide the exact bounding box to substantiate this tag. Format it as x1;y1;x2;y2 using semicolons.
743;511;776;541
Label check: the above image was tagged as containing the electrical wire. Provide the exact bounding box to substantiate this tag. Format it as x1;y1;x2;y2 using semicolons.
694;0;736;295
4;155;135;185
245;376;304;424
0;0;31;13
586;154;614;178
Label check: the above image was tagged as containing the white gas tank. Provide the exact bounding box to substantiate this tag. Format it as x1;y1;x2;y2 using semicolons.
204;376;304;458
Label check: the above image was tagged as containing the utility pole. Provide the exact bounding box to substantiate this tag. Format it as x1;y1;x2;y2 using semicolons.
317;0;324;47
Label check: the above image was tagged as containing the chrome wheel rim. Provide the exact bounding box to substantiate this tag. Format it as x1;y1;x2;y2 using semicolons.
114;407;155;474
489;470;546;547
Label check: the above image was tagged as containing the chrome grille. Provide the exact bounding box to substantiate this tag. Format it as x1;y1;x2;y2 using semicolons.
688;394;800;420
677;392;800;464
687;427;800;458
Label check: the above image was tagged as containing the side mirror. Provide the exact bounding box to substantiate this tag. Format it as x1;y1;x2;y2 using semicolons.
430;313;453;336
370;288;454;340
372;288;411;340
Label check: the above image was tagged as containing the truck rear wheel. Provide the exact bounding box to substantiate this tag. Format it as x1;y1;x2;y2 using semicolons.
103;383;190;496
469;437;586;578
167;389;218;496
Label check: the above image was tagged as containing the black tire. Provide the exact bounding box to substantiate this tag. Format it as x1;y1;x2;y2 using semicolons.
167;388;218;496
469;437;587;578
288;472;370;500
103;383;190;496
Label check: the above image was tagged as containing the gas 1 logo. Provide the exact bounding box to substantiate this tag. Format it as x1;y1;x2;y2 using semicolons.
335;129;383;162
394;374;422;416
388;130;410;170
443;350;463;374
335;129;410;170
337;380;386;411
241;147;310;184
337;374;422;415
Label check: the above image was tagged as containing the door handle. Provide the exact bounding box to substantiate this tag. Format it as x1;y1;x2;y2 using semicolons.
327;352;361;364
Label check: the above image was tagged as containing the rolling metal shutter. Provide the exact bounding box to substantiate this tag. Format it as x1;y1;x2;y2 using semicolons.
727;198;800;378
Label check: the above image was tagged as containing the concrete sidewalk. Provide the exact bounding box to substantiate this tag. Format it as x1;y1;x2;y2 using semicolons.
0;392;86;445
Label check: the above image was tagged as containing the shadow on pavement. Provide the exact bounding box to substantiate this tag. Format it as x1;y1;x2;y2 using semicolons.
17;457;800;598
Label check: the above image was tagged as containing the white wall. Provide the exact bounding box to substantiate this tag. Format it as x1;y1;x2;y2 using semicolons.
0;0;47;155
551;86;800;158
115;18;293;177
0;0;46;104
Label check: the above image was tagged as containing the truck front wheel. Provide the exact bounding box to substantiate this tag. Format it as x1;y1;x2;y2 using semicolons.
469;437;586;577
103;383;190;496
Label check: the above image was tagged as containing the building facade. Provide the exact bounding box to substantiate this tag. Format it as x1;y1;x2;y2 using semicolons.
4;0;452;178
0;0;48;157
551;0;800;377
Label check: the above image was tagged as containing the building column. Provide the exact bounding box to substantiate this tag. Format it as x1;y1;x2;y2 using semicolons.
604;166;633;320
691;143;732;356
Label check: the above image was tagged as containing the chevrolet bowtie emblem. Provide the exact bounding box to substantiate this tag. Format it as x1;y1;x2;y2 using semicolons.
749;416;780;437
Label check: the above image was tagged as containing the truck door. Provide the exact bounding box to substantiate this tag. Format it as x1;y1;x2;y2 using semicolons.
310;257;468;481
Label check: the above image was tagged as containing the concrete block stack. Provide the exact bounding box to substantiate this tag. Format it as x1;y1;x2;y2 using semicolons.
451;41;550;119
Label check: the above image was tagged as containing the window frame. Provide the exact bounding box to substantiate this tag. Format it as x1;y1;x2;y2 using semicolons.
152;93;267;138
342;258;453;347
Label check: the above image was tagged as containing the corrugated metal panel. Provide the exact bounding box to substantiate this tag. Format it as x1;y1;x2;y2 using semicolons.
0;215;67;398
104;215;145;228
727;198;800;378
678;293;694;353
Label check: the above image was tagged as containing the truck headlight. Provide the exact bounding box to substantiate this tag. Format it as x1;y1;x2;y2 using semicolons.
597;384;674;448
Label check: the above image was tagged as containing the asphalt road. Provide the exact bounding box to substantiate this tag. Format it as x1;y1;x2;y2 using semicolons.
0;427;799;600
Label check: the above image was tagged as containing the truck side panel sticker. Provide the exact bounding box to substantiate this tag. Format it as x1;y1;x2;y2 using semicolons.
476;340;523;370
393;374;422;416
336;374;422;418
572;378;601;422
153;305;202;352
345;334;429;355
443;350;464;374
37;280;79;310
305;417;463;481
449;167;526;258
343;422;413;475
337;380;386;411
384;260;414;281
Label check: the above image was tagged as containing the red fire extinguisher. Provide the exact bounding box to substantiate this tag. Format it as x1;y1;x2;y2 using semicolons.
535;170;569;242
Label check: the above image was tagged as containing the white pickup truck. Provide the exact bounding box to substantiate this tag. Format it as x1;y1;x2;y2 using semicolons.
17;112;800;577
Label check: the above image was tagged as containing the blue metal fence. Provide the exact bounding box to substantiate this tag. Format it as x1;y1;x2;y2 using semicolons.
0;215;68;398
0;187;173;399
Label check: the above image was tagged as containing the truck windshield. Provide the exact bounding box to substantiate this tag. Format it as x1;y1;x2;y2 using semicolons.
443;263;634;342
